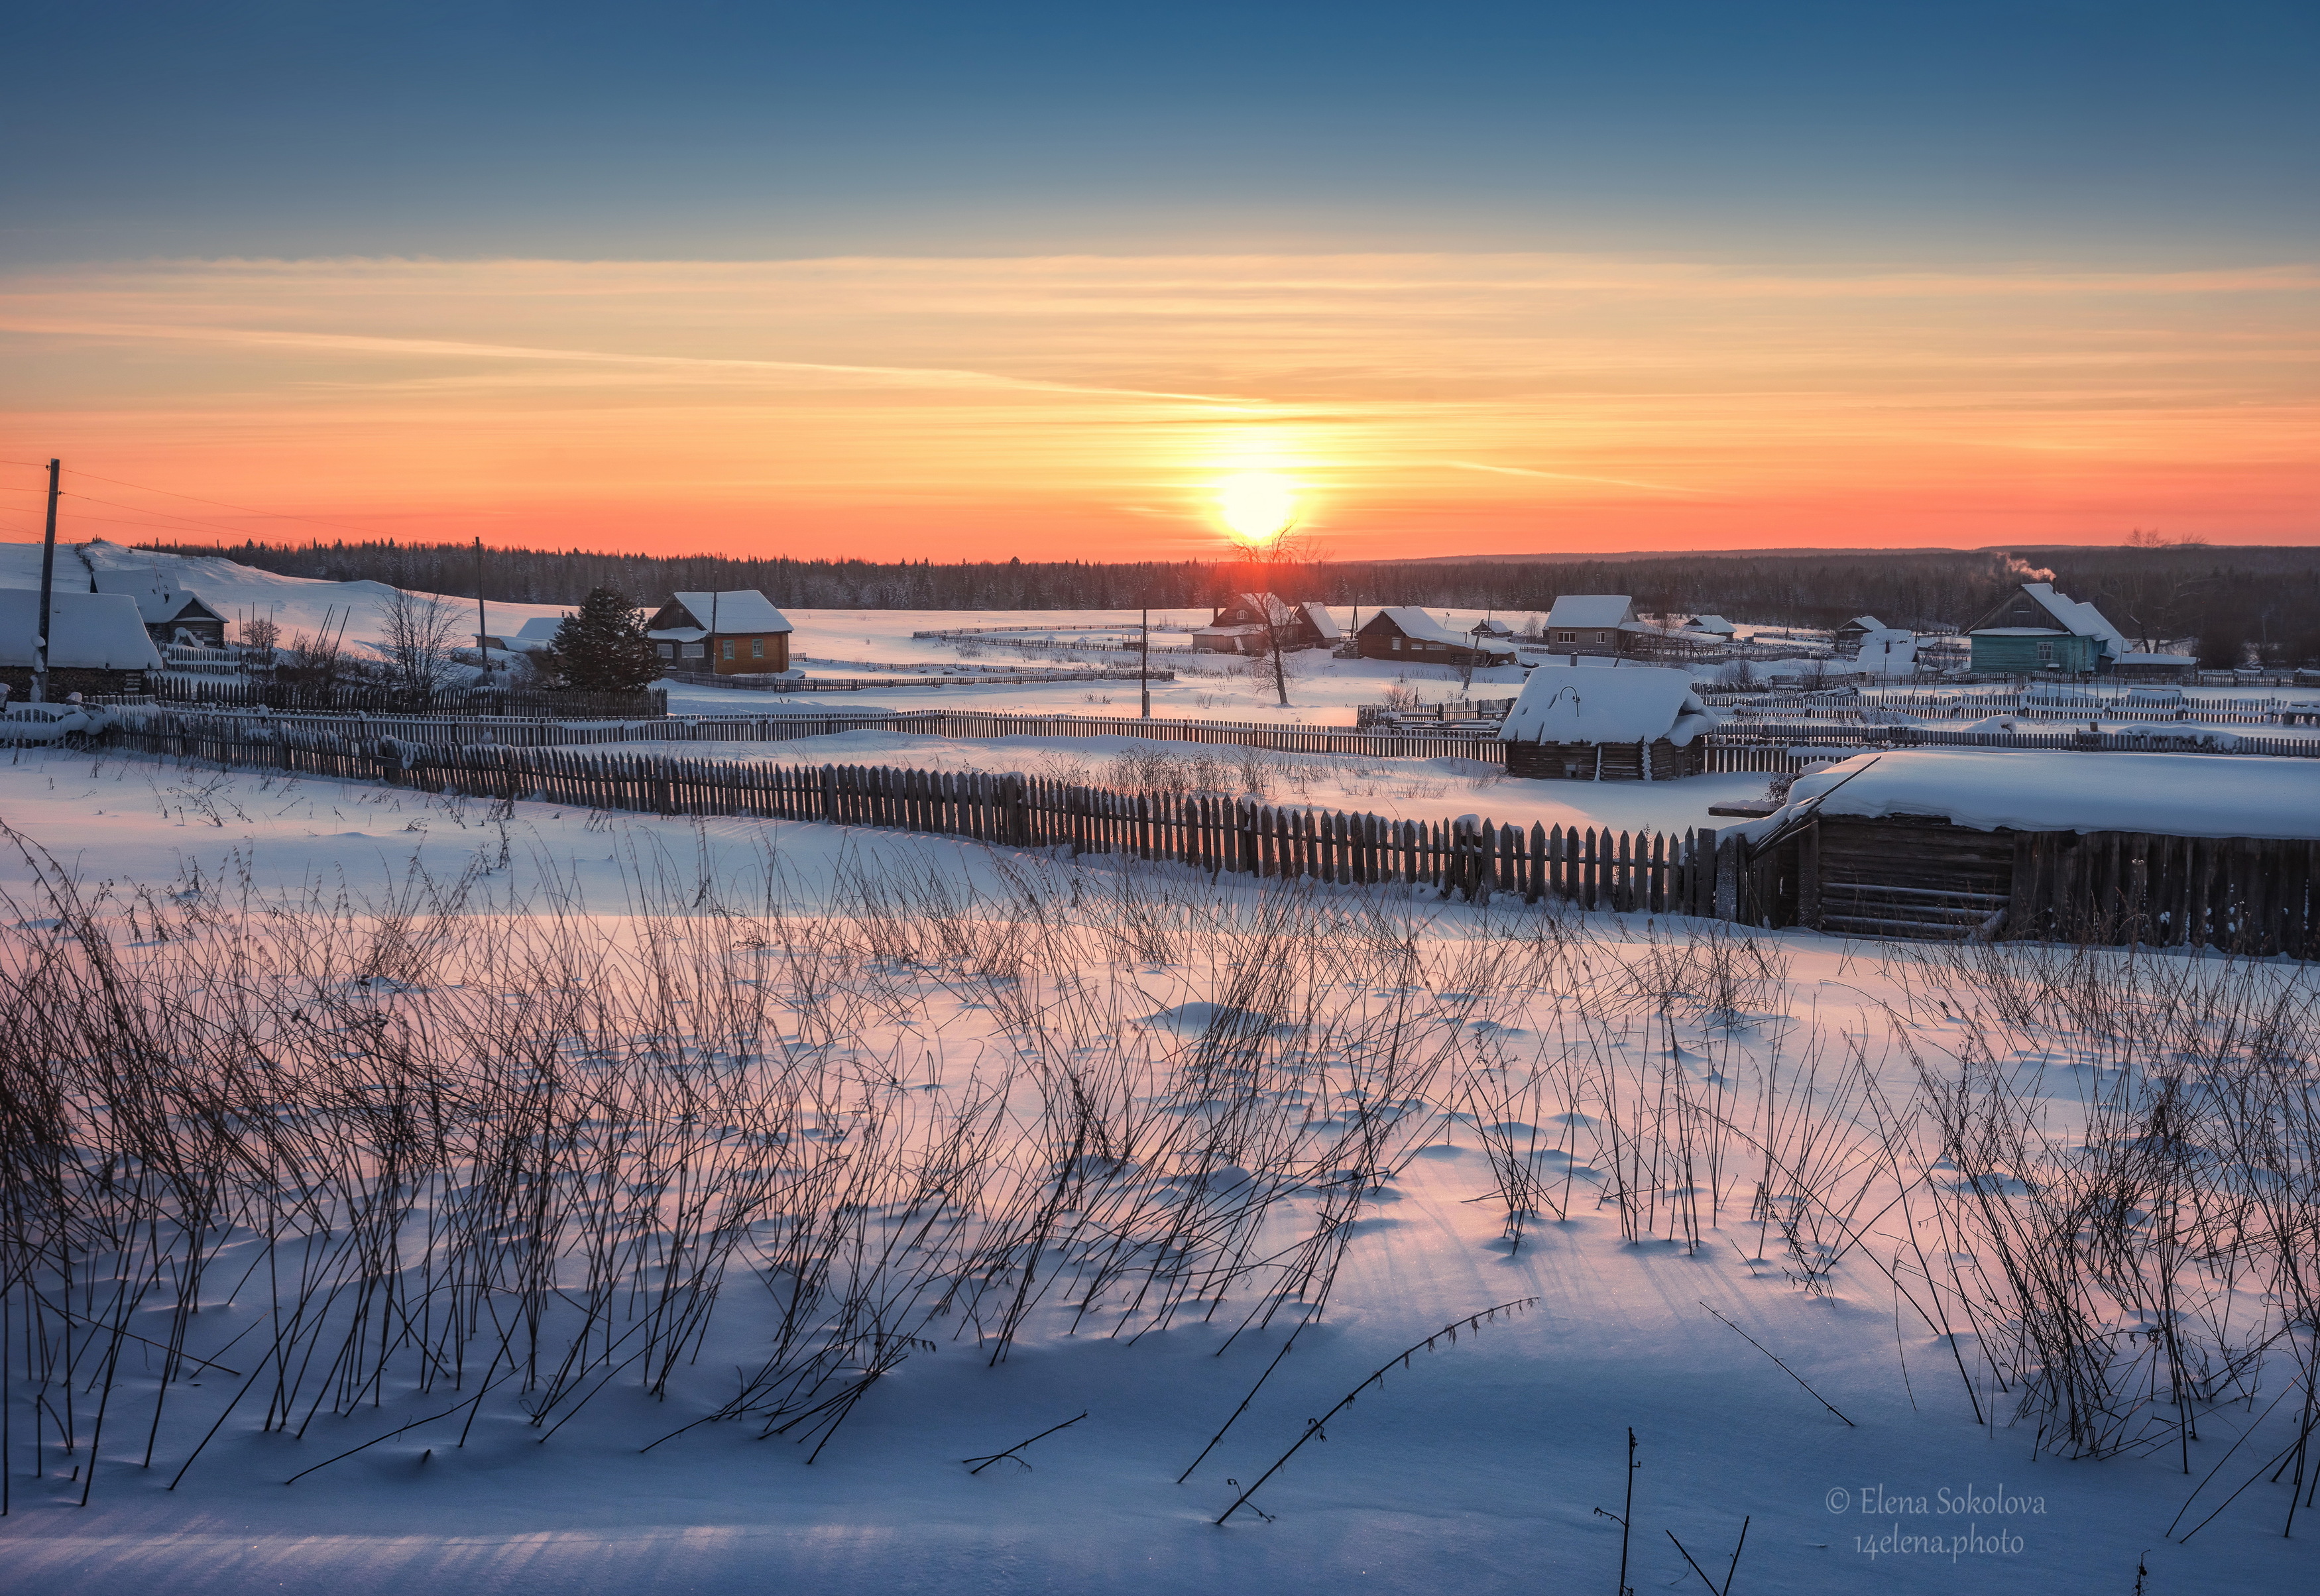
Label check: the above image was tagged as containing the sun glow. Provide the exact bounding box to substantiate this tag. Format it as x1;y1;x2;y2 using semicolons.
1216;473;1298;545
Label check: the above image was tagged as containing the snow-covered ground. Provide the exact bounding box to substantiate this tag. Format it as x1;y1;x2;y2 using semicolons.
1;744;2313;1596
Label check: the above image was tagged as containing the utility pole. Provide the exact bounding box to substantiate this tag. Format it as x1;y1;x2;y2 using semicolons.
1140;606;1151;719
31;459;60;703
473;537;489;664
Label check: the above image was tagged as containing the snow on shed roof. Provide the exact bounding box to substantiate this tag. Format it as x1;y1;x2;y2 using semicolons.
1685;614;1735;634
1545;595;1636;630
1744;750;2320;842
1302;600;1342;639
665;591;791;634
89;566;222;625
1370;606;1511;650
0;589;165;670
514;615;567;640
1998;583;2127;654
1499;661;1720;747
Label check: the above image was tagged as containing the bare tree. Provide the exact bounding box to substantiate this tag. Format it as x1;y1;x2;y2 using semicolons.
380;587;464;702
239;612;280;654
1237;522;1309;709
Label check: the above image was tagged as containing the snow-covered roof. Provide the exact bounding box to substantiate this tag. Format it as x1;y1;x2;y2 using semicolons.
660;591;791;635
514;615;567;641
1302;600;1342;640
1979;583;2128;655
1685;614;1735;635
0;589;166;670
89;566;224;626
2118;652;2196;666
1498;662;1721;747
1745;750;2320;842
1369;606;1515;652
1546;595;1637;630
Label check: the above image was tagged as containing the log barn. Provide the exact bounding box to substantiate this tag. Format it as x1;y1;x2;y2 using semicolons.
1733;750;2320;953
1496;661;1720;779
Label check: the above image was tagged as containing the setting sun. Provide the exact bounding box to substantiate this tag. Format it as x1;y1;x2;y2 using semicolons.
1216;472;1298;545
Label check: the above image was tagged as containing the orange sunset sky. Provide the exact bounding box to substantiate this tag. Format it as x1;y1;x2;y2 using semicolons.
3;7;2315;561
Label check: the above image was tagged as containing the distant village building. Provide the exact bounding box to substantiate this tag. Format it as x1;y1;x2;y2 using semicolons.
1683;614;1737;638
1967;583;2130;675
645;590;793;674
1192;594;1340;654
0;589;164;697
1354;607;1518;669
89;566;227;648
1497;661;1721;780
1544;595;1648;658
1831;615;1916;675
481;615;569;655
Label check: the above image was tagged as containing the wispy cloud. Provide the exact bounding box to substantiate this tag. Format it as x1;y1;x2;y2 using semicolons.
1443;461;1710;495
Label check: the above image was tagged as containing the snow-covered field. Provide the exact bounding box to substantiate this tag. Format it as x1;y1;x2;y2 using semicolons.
1;744;2315;1596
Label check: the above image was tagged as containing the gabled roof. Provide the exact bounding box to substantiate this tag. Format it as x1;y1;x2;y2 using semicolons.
1364;606;1515;652
1837;614;1884;633
514;615;567;641
1970;583;2126;655
655;591;791;636
0;589;166;670
1546;595;1637;630
89;566;225;626
1301;600;1342;640
1685;614;1735;635
1499;662;1721;747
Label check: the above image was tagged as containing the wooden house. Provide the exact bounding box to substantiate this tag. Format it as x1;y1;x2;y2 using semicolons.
645;590;793;674
1192;593;1339;654
1354;606;1518;669
90;567;228;648
1544;595;1646;657
1731;750;2319;953
1497;661;1719;779
0;589;164;697
1967;583;2126;675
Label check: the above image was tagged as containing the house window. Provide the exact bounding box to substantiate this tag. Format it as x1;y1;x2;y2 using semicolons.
722;639;735;661
1390;637;1401;651
1596;631;1609;644
657;643;673;659
750;637;764;658
2036;641;2056;663
1554;630;1576;644
683;643;705;659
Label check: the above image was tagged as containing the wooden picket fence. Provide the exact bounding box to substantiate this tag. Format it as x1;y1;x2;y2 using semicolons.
96;721;1718;910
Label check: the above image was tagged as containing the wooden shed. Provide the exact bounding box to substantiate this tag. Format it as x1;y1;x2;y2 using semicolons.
1733;750;2320;954
1354;606;1517;669
1497;661;1719;780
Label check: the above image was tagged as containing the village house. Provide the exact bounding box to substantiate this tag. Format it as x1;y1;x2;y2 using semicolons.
89;566;229;648
1191;593;1340;654
0;589;164;697
1966;583;2131;675
1682;614;1737;638
1543;595;1649;658
1353;606;1518;669
1496;661;1720;779
644;590;793;673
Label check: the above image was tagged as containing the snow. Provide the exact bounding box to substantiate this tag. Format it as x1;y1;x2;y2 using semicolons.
1751;748;2320;840
0;589;164;670
656;590;793;636
1499;661;1720;748
0;746;2311;1596
1543;594;1637;631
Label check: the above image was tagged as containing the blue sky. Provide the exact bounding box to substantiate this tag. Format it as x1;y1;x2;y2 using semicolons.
7;1;2315;264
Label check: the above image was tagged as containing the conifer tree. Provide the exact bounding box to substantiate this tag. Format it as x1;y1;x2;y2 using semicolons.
546;587;658;691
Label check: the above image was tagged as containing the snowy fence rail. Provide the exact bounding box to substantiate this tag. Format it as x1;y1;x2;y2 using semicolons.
1708;688;2305;726
94;721;1717;910
661;666;1177;691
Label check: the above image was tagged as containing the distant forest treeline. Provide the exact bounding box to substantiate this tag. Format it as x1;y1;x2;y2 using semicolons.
139;539;2320;664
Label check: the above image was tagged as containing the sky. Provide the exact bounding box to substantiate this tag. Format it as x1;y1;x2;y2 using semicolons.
1;1;2314;561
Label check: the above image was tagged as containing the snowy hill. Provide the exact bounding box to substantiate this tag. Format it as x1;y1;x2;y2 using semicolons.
0;540;571;650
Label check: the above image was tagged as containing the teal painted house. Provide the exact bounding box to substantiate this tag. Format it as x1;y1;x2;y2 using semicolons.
1967;583;2126;675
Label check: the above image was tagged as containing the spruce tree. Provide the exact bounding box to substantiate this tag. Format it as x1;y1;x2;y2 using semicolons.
547;587;658;691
